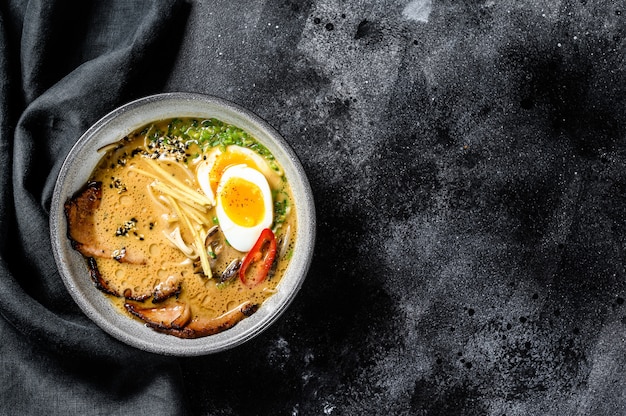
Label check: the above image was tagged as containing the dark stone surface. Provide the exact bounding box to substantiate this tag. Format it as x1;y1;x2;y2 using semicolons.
2;0;623;415
158;0;626;414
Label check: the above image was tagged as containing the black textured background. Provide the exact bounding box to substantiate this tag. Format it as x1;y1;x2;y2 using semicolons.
1;0;625;415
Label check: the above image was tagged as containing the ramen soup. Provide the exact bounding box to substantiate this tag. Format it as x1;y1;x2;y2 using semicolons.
64;118;296;338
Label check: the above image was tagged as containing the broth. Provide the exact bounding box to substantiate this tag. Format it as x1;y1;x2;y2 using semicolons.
65;118;296;338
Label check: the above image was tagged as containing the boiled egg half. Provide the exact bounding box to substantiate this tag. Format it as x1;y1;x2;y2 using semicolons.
196;145;281;206
214;164;273;252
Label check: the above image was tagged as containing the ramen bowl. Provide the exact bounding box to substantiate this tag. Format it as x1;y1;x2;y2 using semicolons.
50;92;316;356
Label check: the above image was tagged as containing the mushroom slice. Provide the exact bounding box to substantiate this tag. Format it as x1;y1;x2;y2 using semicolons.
163;227;195;257
219;258;242;283
150;302;258;339
125;302;191;330
204;225;224;261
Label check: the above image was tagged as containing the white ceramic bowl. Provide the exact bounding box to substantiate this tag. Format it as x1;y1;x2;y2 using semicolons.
50;92;316;356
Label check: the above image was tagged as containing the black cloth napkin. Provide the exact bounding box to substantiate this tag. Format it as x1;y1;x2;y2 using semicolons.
0;1;189;414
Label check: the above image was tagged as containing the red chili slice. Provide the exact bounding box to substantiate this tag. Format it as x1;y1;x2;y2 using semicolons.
239;228;277;288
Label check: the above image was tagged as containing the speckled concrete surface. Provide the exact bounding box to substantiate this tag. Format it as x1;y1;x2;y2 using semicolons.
163;0;625;414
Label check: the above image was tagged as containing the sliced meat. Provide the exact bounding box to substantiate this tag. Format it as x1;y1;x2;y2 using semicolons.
149;302;258;338
64;181;144;264
86;257;117;297
125;302;191;330
87;258;150;301
152;275;182;303
127;301;258;339
64;181;102;251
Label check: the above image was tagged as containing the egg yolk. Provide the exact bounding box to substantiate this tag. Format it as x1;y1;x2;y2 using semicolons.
210;152;259;194
219;177;266;227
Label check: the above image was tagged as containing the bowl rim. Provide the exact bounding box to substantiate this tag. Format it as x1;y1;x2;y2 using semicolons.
50;92;316;356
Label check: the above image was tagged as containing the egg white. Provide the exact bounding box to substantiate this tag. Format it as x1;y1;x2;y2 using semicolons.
224;145;283;185
196;146;282;202
215;164;273;252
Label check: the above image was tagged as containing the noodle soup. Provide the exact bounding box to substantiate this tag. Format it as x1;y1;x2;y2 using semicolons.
64;117;296;338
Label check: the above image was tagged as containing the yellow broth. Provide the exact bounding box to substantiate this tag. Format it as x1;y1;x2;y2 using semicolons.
76;118;296;336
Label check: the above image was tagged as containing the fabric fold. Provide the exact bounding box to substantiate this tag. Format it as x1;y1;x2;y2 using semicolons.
0;1;190;414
